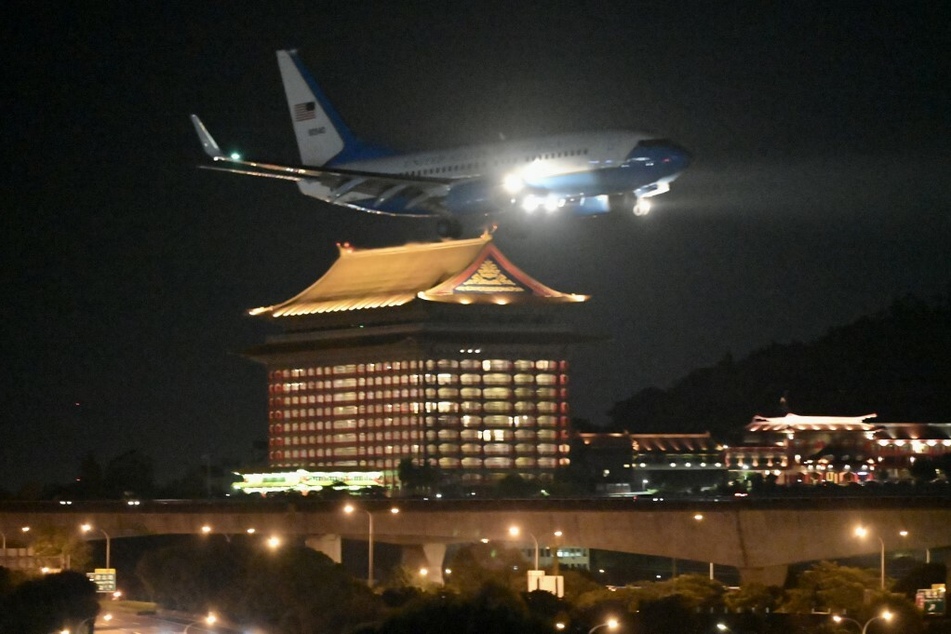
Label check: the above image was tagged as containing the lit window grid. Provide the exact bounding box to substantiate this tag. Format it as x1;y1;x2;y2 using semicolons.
266;358;571;482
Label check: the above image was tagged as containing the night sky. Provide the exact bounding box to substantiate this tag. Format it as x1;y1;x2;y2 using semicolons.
3;2;949;490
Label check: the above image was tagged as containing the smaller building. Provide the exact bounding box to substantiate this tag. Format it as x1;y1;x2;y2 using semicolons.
575;431;728;495
573;413;951;493
736;414;951;485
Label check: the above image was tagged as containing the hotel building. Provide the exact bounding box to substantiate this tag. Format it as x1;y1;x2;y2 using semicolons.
242;235;590;489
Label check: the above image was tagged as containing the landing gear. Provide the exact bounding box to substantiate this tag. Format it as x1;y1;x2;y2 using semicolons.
609;192;652;216
633;197;652;216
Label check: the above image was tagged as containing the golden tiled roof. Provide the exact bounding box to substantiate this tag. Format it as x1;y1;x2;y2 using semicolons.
249;235;586;317
746;413;880;432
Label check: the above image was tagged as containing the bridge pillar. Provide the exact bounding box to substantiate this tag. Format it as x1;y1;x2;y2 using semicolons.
305;534;342;563
739;564;788;588
402;543;447;585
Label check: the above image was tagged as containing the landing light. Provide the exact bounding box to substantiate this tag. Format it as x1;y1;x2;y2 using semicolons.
229;152;242;160
502;173;524;194
521;194;540;213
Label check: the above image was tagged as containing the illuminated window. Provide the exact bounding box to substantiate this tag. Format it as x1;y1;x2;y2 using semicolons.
483;387;512;400
484;401;513;414
536;374;557;386
483;360;513;372
483;373;512;386
460;373;481;386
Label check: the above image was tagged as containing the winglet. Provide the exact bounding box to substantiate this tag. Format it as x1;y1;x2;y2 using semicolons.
190;114;224;159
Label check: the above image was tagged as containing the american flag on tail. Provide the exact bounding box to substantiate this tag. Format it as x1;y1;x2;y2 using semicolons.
294;102;317;121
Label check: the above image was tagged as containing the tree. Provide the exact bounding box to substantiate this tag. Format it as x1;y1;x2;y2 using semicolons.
29;525;92;571
397;458;441;495
781;561;924;632
137;540;383;633
782;561;879;615
724;581;784;613
444;543;527;596
363;581;551;634
0;570;99;634
492;474;540;498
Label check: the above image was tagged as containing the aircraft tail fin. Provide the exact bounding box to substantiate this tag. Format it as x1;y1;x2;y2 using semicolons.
277;49;387;167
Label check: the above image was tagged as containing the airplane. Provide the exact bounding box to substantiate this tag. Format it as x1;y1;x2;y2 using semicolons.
191;49;691;238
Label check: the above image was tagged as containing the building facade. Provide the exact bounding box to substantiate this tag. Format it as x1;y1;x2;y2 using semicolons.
243;236;589;489
735;414;951;485
576;414;951;493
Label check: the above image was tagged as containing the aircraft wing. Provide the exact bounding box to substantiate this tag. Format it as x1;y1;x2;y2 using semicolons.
190;115;452;216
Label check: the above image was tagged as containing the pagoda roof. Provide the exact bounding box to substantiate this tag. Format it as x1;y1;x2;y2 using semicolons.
249;235;587;318
746;413;880;433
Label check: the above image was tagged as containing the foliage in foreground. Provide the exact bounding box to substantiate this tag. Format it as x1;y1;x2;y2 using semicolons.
135;540;382;634
0;570;99;634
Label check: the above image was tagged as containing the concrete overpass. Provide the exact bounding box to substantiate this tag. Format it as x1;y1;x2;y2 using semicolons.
2;497;949;585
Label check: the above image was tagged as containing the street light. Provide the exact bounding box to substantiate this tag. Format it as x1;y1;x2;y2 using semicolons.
854;526;883;589
80;524;111;570
1;526;31;554
183;612;216;633
832;609;894;633
588;617;619;633
552;530;563;575
343;504;399;587
509;526;539;570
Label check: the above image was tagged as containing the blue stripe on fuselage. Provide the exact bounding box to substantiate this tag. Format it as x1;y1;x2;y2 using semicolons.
527;142;689;196
288;51;394;165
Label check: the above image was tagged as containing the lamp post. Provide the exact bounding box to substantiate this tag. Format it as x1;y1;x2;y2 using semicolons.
832;610;893;633
1;526;30;556
80;524;111;570
588;618;619;633
183;612;216;633
508;526;539;570
853;526;887;590
344;504;399;587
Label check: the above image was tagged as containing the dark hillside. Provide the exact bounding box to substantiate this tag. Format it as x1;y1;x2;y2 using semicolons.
609;292;951;439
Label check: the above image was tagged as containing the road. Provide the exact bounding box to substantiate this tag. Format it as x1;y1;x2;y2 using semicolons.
94;607;249;634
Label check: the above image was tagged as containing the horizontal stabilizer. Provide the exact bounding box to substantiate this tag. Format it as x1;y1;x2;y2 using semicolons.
190;114;224;159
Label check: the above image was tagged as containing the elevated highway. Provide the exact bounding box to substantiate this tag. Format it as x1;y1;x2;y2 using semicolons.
2;497;949;585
